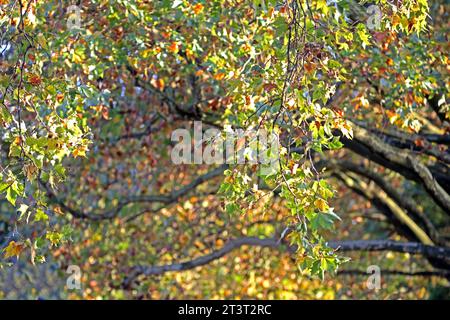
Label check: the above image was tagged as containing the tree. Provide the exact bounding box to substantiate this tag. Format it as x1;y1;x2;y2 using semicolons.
0;0;448;299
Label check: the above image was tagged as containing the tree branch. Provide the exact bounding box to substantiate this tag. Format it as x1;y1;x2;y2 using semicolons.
337;269;450;278
325;159;444;245
123;237;450;286
344;121;450;214
352;119;450;164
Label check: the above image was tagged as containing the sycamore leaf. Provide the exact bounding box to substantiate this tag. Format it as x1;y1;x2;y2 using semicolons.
3;241;25;259
46;231;63;246
34;208;49;222
314;198;329;212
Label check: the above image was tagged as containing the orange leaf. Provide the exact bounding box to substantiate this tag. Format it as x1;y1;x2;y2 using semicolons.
54;206;64;216
192;3;204;15
56;93;65;103
214;72;225;81
151;78;165;91
28;74;42;86
195;69;204;77
414;138;425;148
168;42;179;54
314;198;328;212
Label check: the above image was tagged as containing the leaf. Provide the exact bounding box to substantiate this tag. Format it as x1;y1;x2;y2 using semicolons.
34;208;49;222
314;198;328;212
168;42;179;54
316;0;329;15
171;0;183;8
3;241;25;259
6;187;17;206
46;231;63;246
0;182;10;193
311;212;334;230
72;146;87;158
326;207;341;221
328;137;344;150
17;204;29;221
192;3;204;14
28;73;42;86
356;24;371;48
54;206;64;216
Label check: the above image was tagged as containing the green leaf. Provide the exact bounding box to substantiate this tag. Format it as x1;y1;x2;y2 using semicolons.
34;208;49;222
6;187;17;206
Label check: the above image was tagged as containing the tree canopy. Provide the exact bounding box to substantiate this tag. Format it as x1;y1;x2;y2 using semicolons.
0;0;449;299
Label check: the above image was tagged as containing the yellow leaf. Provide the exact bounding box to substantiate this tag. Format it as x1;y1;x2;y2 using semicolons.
3;241;25;259
314;198;328;212
213;72;225;80
73;146;87;158
54;206;64;216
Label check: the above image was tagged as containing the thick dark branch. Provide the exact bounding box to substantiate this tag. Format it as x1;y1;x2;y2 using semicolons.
326;159;444;245
333;171;450;270
344;122;450;214
423;133;450;146
332;171;431;244
352;120;450;164
329;240;450;260
337;269;450;278
123;237;450;286
341;137;450;191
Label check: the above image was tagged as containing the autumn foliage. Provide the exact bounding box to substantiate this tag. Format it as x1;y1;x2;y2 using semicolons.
0;0;449;299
